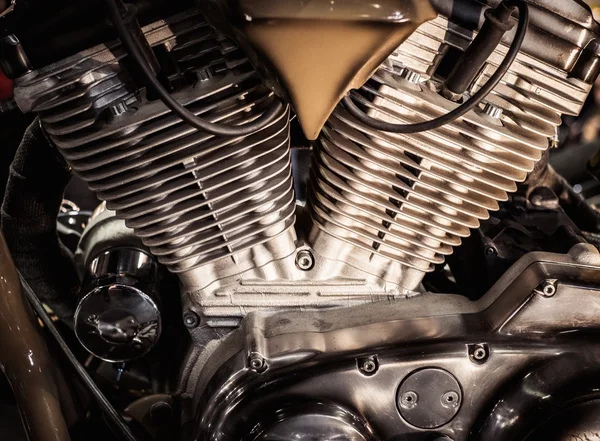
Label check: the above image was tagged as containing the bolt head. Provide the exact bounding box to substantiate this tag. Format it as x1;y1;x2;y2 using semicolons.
362;360;376;373
469;343;489;364
249;355;265;371
542;282;556;297
441;391;460;409
295;250;315;271
485;246;497;256
400;391;418;409
473;348;486;360
183;311;200;328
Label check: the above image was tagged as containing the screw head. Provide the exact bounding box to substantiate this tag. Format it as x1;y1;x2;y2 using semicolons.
469;343;489;364
473;348;487;360
183;311;200;328
362;360;377;373
441;391;460;409
358;356;378;375
295;250;315;271
249;354;266;371
485;246;497;256
400;391;418;409
541;281;557;297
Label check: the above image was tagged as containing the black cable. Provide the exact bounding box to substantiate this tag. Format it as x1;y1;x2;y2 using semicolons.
103;0;283;137
19;273;139;441
342;0;529;134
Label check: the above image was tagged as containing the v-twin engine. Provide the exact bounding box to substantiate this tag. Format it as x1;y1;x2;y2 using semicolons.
13;0;598;327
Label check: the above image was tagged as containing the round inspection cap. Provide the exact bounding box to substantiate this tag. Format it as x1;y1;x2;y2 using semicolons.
396;368;462;429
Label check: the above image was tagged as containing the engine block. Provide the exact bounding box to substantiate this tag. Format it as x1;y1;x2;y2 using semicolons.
308;3;596;290
14;10;298;285
12;1;599;326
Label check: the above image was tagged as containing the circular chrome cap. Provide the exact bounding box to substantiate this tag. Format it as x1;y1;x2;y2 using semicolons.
75;283;161;362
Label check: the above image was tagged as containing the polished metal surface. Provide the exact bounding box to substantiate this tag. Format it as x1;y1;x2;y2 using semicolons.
12;9;430;328
430;0;600;76
75;248;161;362
13;9;296;288
253;403;375;441
396;368;462;429
0;231;71;441
308;4;596;290
240;0;436;139
189;244;600;441
74;203;141;278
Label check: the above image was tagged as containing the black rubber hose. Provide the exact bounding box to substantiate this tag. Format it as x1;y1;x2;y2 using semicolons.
445;2;516;95
103;0;284;137
1;119;79;323
342;0;529;134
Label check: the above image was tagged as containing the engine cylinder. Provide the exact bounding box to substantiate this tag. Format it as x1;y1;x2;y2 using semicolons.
308;5;596;290
13;9;297;292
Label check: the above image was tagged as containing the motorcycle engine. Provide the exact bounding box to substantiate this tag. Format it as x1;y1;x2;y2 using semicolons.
13;0;597;323
4;0;600;440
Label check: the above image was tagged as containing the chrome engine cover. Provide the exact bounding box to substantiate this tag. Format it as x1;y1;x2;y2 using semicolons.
188;244;600;441
12;0;599;327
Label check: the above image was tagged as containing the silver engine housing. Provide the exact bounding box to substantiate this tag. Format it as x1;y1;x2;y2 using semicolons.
13;0;598;327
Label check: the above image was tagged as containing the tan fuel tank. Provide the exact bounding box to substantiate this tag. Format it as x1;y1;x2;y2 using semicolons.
239;0;436;139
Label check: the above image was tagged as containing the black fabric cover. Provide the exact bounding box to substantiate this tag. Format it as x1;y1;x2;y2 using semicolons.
1;118;79;321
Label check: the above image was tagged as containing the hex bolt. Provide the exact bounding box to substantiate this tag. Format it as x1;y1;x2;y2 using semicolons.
249;354;266;372
542;283;556;297
358;356;378;375
295;250;315;271
400;391;418;409
540;280;557;297
473;347;487;361
469;343;489;364
183;311;200;328
441;391;460;409
485;246;497;257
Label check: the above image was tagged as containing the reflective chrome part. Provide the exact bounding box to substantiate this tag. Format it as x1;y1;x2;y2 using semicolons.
309;7;596;290
75;203;146;278
13;9;296;287
75;248;161;362
396;368;462;429
253;403;375;441
189;244;600;441
12;9;426;328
